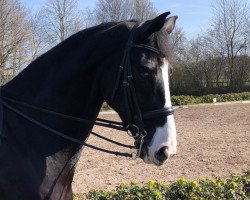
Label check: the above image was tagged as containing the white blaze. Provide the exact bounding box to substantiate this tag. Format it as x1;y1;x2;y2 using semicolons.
147;58;177;163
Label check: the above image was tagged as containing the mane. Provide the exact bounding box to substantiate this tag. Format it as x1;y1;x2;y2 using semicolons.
34;21;128;64
3;21;134;96
28;19;172;72
40;20;138;66
5;19;173;95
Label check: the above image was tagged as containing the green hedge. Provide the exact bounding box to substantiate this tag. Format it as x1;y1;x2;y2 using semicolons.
101;92;250;110
171;92;250;106
74;171;250;200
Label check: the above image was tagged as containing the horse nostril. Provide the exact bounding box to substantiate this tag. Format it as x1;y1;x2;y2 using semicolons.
155;146;169;163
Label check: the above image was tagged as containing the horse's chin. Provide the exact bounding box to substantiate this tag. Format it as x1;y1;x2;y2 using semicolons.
142;156;164;166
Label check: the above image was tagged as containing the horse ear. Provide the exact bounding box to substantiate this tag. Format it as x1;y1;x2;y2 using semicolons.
134;12;170;42
134;12;178;42
163;16;178;34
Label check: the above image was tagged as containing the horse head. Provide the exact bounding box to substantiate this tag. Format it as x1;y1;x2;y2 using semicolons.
102;12;178;166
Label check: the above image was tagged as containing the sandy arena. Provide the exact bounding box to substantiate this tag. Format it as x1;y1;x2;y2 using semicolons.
73;102;250;193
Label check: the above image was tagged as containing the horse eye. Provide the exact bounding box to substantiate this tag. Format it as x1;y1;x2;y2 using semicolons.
140;72;150;79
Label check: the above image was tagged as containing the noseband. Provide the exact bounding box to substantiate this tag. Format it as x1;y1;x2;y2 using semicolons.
110;24;174;157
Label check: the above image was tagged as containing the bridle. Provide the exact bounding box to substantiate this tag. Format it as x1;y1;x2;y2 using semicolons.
0;24;174;158
110;24;174;157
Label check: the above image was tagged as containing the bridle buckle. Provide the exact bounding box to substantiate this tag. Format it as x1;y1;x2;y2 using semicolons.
126;124;140;138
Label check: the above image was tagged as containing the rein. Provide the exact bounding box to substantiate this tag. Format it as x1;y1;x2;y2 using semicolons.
0;95;124;131
0;96;134;157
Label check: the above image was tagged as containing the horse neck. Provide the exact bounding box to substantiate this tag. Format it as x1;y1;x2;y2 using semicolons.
2;32;104;154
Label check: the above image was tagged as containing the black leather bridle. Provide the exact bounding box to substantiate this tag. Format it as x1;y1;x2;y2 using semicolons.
110;24;174;156
0;24;174;158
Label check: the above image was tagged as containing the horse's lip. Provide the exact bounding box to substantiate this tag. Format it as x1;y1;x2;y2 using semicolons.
144;157;164;166
153;155;165;166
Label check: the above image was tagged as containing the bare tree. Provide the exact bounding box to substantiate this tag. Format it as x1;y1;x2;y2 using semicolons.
168;26;187;63
89;0;132;25
27;16;44;60
211;0;249;91
172;0;250;94
0;0;34;84
132;0;157;21
88;0;158;25
203;29;230;91
36;0;83;48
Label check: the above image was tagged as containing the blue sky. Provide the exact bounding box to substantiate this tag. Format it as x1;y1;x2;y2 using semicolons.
20;0;214;39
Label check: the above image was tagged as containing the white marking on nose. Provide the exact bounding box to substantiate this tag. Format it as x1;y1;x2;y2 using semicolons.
148;58;177;164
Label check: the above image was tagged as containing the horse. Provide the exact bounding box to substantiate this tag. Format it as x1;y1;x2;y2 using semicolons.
0;12;177;200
